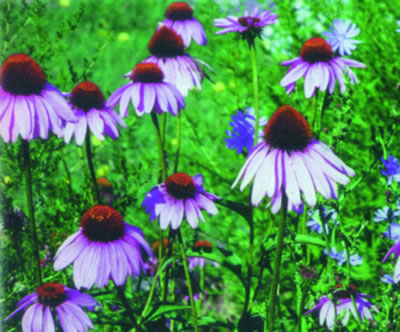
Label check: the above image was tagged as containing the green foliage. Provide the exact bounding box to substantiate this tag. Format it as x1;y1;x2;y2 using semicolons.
1;0;400;331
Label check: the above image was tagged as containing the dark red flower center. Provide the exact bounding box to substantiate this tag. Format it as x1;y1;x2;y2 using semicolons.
37;283;66;307
97;177;113;193
264;105;312;152
0;54;46;95
193;240;212;253
131;63;164;83
300;37;333;64
70;81;105;112
148;26;185;58
81;205;125;242
165;173;196;199
152;238;170;256
238;16;260;27
165;2;193;21
333;283;357;300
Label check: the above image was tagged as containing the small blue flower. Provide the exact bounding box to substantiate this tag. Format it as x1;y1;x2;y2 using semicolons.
397;20;400;33
324;247;362;266
323;19;360;56
306;207;338;234
381;274;395;284
381;155;400;185
384;223;400;241
374;206;400;223
226;107;267;154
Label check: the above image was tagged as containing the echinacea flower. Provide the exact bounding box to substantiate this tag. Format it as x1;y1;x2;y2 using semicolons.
5;282;97;332
0;54;75;142
306;289;377;330
375;206;400;223
305;296;337;330
107;62;184;117
162;2;207;47
214;7;278;45
226;107;267;154
63;81;126;146
143;26;211;97
381;155;400;185
382;240;400;282
2;208;27;233
142;173;219;229
280;37;366;98
323;19;361;56
54;205;153;289
336;292;378;323
232;105;355;213
188;240;219;270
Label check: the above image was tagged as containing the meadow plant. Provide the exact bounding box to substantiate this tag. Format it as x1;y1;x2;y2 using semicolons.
2;0;400;331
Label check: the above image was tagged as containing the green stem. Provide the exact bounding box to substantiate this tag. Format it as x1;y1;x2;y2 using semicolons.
267;194;288;332
250;44;260;147
115;285;142;331
243;212;254;315
311;90;319;132
151;112;167;181
178;230;199;332
22;140;42;286
174;111;182;173
321;218;333;279
85;132;101;204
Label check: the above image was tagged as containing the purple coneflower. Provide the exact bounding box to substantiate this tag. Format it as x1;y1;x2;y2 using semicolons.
53;205;153;289
143;26;211;97
232;105;355;213
280;37;366;98
107;62;185;117
63;81;126;146
214;7;278;45
0;54;75;142
162;2;207;47
323;19;360;56
142;173;219;229
5;282;97;332
306;287;377;330
188;240;219;270
305;296;337;330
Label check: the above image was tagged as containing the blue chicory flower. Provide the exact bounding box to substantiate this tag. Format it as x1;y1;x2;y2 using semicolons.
374;206;400;223
323;19;360;56
381;274;395;284
381;155;400;185
226;107;267;154
306;207;338;234
383;223;400;241
324;247;362;266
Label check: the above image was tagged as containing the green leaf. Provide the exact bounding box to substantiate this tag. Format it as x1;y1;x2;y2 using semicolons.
143;304;191;322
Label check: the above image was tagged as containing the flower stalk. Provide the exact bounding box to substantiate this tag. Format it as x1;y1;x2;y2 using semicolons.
267;193;288;331
85;132;101;204
178;230;199;332
250;44;260;147
22;140;42;286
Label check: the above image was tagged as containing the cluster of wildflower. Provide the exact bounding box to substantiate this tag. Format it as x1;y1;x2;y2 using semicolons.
306;206;338;234
0;1;379;331
381;155;400;185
